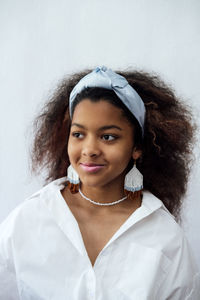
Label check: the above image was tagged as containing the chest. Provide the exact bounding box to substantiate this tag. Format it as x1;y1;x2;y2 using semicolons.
71;208;133;266
15;219;171;300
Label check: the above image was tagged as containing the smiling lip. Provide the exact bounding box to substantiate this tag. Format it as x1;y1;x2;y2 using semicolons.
80;163;105;173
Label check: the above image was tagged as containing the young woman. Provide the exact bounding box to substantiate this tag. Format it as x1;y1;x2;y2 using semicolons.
0;66;199;299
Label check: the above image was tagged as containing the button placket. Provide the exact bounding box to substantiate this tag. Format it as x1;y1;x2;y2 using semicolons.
86;268;96;300
93;244;113;289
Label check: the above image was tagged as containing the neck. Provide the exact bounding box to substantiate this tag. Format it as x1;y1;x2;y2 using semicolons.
63;182;142;215
77;182;130;212
83;180;125;198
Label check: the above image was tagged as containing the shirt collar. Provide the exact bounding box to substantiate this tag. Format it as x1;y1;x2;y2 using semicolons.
41;177;167;254
42;177;88;256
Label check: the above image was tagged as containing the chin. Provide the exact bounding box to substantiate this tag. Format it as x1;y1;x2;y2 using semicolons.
79;173;122;189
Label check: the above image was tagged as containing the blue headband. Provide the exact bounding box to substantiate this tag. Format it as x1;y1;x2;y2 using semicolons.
69;66;146;136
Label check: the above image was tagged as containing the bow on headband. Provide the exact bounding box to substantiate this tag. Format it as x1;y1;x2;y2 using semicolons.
69;66;146;136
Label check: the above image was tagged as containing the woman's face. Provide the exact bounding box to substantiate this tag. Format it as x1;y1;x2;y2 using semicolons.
68;99;141;189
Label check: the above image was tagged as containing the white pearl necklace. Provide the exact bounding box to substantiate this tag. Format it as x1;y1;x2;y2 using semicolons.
78;188;127;206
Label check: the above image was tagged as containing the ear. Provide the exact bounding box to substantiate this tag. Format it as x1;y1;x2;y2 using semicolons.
132;147;142;160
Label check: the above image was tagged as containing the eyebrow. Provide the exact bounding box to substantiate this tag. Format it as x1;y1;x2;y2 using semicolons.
71;123;122;131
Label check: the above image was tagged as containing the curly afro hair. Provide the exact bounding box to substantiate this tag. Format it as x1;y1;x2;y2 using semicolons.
30;69;196;222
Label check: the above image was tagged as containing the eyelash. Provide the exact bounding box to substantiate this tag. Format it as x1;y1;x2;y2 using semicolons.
72;132;84;138
102;134;117;141
71;132;118;141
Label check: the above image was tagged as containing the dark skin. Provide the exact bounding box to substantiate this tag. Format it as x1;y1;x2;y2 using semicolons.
61;99;142;266
61;188;141;266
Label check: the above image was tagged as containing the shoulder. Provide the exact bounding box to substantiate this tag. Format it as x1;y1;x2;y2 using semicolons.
141;191;197;268
0;177;68;240
142;190;185;246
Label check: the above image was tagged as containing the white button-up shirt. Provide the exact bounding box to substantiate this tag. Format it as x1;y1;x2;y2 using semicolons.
0;177;199;299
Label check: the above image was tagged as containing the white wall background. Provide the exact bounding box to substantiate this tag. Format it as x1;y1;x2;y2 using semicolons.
0;0;200;268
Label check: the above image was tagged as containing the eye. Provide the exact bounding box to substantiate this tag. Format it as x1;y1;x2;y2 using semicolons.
72;132;84;139
102;134;117;141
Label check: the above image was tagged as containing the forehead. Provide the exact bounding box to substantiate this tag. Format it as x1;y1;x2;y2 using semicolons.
72;99;131;127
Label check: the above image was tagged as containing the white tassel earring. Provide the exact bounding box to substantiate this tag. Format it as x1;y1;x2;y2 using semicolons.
124;160;143;192
66;165;80;193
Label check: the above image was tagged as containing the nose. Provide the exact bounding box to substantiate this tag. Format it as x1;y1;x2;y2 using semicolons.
82;136;101;157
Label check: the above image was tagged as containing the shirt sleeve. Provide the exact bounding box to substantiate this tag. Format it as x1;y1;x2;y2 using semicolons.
0;211;21;300
156;236;200;299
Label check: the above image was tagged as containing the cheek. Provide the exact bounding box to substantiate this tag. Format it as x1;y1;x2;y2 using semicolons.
107;144;133;165
67;138;79;161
